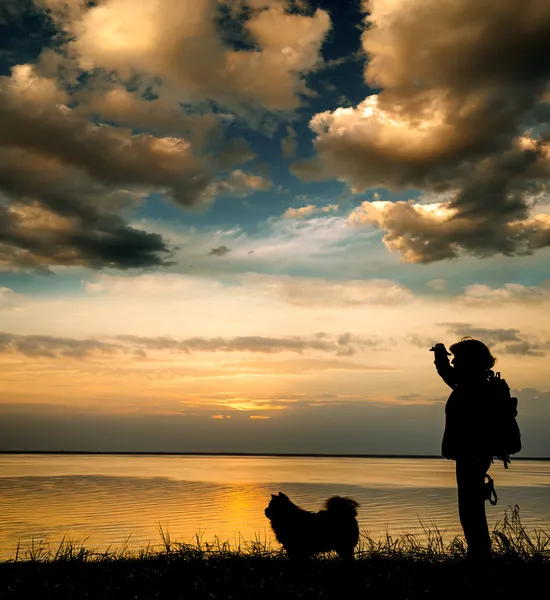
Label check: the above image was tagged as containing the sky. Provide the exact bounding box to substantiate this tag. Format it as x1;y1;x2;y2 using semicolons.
1;0;550;456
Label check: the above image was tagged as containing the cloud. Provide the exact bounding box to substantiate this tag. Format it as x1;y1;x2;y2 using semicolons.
458;282;550;305
0;54;272;270
75;86;223;145
0;64;213;270
168;389;436;418
179;390;411;415
346;193;550;263
0;332;122;359
0;396;447;455
441;322;549;357
293;0;550;262
0;195;172;272
442;323;522;343
281;125;298;158
207;169;272;198
0;65;214;208
319;204;339;214
241;273;415;307
427;279;447;291
407;333;440;350
282;203;338;219
283;204;317;218
0;330;389;359
83;273;209;295
42;0;331;114
222;357;392;373
116;332;387;356
87;210;386;281
0;168;171;270
0;287;23;310
208;245;232;256
83;272;412;309
409;323;550;358
322;48;365;70
499;342;548;358
216;138;256;169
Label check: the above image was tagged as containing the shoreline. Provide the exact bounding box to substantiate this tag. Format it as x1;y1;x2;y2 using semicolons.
0;450;548;460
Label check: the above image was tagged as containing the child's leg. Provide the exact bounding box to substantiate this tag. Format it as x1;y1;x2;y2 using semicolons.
455;458;492;559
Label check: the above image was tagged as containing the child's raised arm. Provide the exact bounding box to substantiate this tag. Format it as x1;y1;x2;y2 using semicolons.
430;343;456;389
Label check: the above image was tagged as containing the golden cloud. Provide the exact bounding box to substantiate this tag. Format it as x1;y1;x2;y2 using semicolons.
294;0;550;262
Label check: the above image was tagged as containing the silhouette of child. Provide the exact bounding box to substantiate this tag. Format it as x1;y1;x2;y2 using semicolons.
431;337;496;562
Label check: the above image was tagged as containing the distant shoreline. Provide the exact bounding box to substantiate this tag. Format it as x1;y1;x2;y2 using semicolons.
0;450;548;460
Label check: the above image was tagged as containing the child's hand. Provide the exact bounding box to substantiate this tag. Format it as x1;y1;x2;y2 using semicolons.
430;343;451;356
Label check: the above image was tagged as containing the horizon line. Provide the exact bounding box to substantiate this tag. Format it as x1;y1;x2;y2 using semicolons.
0;450;547;460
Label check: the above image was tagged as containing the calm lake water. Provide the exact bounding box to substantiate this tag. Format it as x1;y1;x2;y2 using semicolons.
1;454;549;560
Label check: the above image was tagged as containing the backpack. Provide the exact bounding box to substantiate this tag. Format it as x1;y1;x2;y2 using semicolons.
486;371;522;468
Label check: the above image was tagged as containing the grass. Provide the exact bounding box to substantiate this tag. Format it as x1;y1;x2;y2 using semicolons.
1;506;550;599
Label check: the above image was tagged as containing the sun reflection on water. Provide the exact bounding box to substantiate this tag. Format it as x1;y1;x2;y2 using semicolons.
1;455;550;559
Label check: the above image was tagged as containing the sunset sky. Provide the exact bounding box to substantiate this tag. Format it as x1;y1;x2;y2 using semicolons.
1;0;550;456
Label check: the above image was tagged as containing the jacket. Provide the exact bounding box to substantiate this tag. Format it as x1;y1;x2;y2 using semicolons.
435;354;493;460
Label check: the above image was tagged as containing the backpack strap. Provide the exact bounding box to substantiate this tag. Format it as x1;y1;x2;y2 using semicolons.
484;474;498;505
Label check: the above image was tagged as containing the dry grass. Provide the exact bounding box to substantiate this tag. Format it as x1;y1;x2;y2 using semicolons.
2;506;550;599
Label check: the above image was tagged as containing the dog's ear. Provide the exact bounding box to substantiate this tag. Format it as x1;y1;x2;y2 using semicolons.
278;492;287;498
271;494;277;499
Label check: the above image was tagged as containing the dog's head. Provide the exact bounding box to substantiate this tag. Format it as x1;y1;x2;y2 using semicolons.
264;492;292;520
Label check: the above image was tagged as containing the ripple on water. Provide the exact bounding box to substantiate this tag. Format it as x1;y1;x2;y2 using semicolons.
1;456;550;559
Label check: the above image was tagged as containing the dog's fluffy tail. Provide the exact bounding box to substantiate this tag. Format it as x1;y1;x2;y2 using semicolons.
324;496;360;517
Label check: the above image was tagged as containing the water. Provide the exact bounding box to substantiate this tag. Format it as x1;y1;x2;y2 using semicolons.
1;454;549;560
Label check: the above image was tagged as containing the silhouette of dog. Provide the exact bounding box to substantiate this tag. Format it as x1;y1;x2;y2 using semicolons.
264;492;360;560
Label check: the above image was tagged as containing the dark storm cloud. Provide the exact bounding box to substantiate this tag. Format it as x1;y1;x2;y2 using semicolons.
0;212;172;271
296;0;550;262
0;64;205;270
0;65;270;271
0;148;173;270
